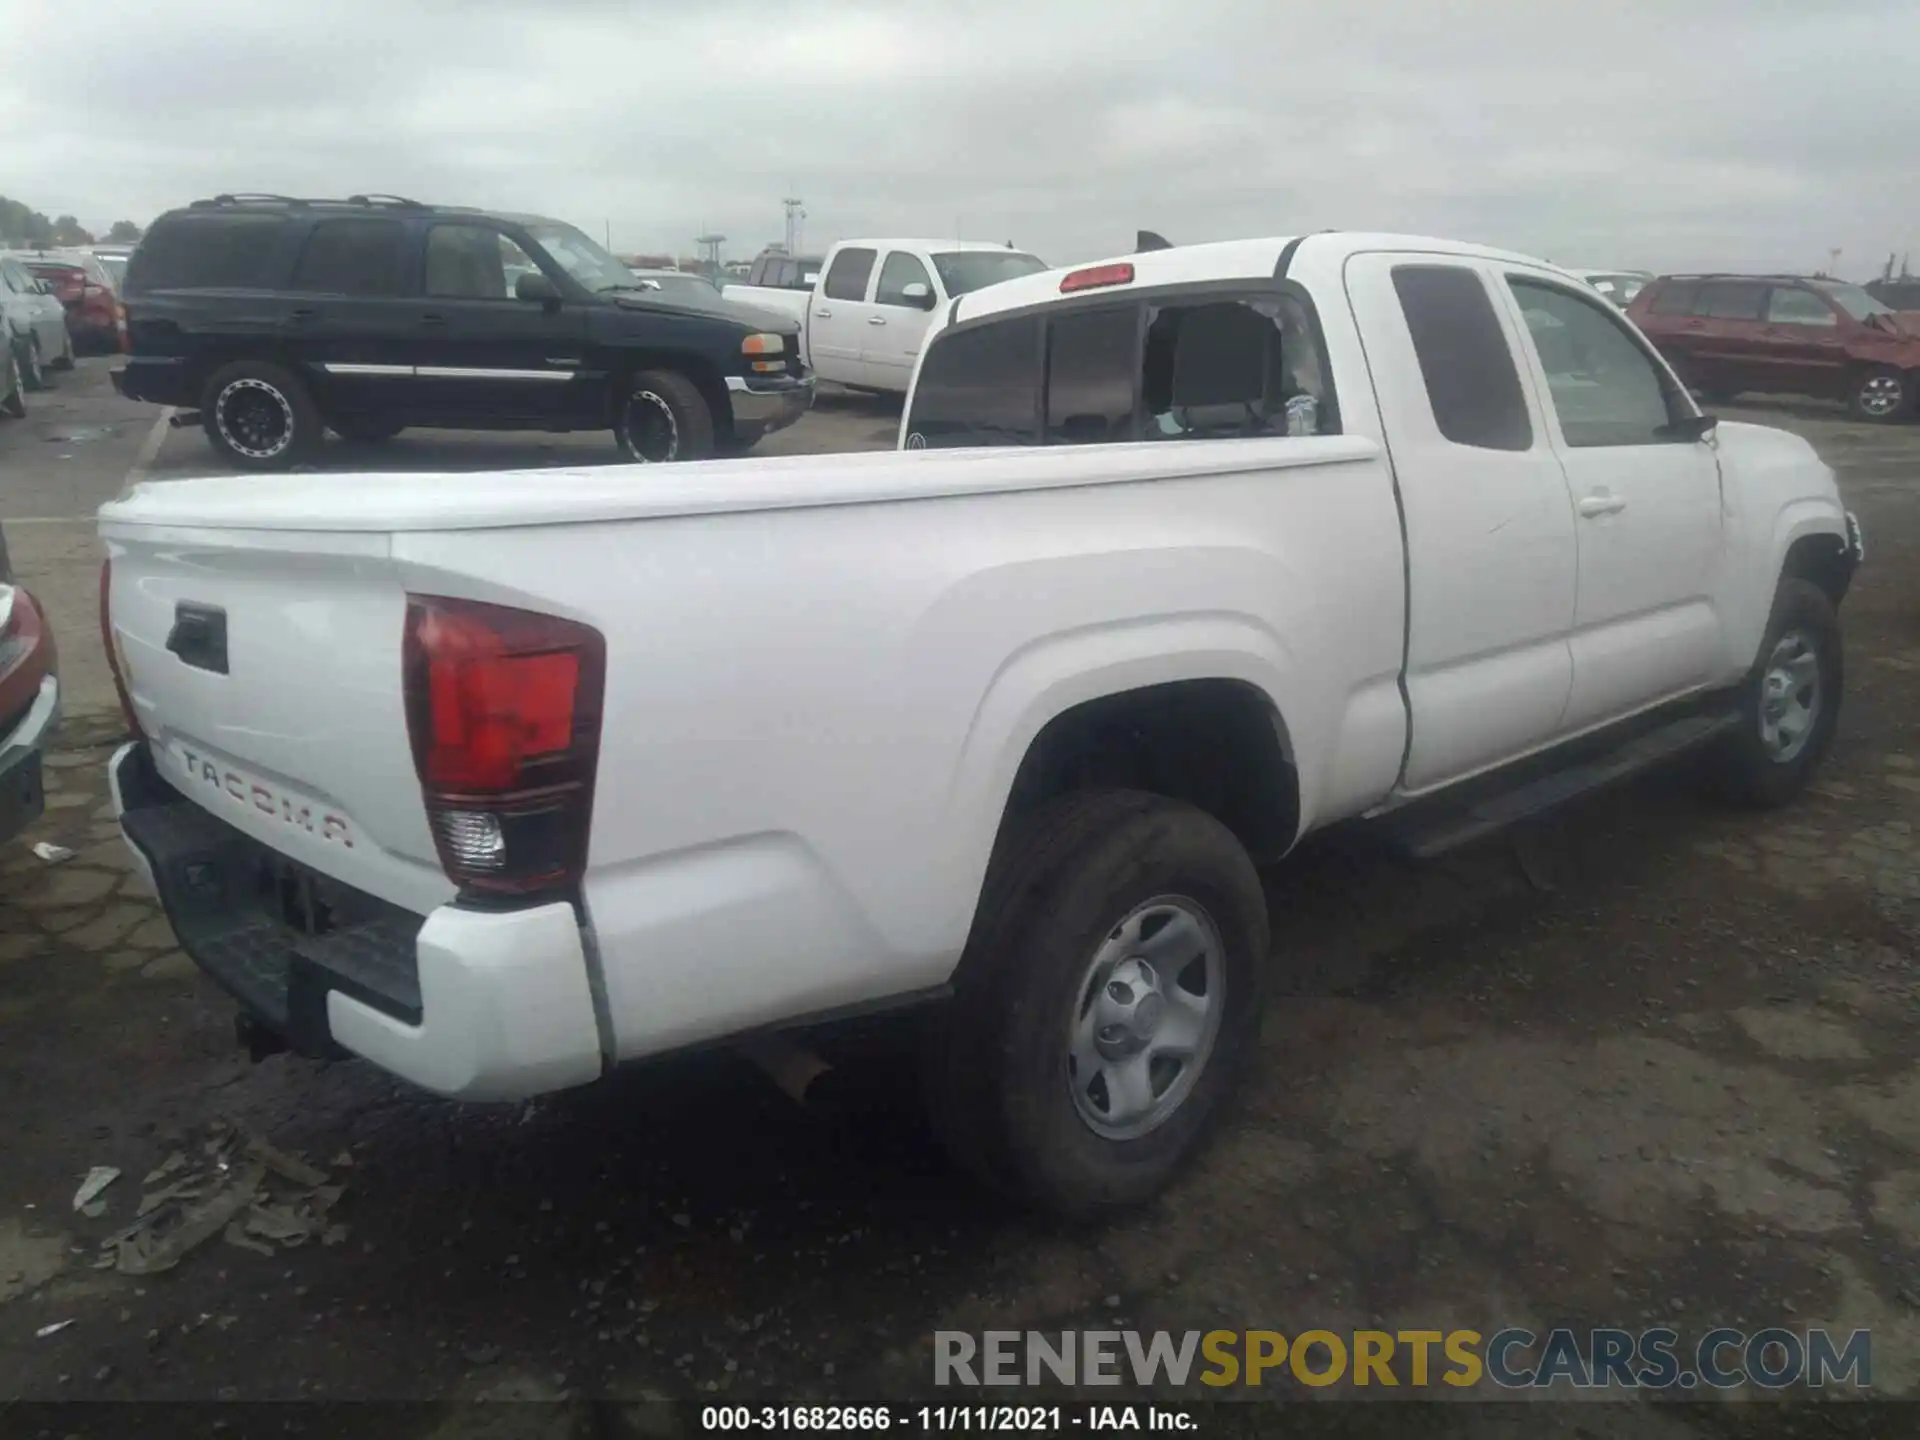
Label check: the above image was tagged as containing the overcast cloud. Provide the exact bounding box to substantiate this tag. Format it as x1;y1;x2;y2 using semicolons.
6;0;1916;276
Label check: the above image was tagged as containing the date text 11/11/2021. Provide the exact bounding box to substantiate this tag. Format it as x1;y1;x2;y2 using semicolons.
701;1405;1197;1432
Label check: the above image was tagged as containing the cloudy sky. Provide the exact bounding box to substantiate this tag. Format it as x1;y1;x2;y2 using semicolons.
7;0;1917;277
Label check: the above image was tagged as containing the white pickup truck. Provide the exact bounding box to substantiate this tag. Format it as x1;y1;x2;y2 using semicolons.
100;231;1862;1218
722;238;1046;393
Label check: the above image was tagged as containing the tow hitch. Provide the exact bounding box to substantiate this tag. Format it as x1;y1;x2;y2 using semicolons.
235;1011;288;1063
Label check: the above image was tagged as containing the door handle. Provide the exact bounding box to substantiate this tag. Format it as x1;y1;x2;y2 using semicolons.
814;308;832;319
1578;493;1627;519
867;315;887;326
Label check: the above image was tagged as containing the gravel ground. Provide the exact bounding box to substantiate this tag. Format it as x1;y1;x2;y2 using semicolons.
0;364;1915;1434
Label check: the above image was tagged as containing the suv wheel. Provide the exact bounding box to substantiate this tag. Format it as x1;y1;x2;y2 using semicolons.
1849;366;1911;424
201;360;322;470
615;369;715;463
922;789;1270;1217
1;348;24;419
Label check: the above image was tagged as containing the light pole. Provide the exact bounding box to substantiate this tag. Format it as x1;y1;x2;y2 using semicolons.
782;196;806;254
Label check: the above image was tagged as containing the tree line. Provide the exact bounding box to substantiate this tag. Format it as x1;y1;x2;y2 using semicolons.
0;196;142;248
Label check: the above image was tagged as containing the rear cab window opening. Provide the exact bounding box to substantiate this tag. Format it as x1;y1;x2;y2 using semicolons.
905;273;1341;450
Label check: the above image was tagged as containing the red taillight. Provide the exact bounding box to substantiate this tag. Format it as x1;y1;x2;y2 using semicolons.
1060;263;1135;294
403;595;605;899
99;558;142;739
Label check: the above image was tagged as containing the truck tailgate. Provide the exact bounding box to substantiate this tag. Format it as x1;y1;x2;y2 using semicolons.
103;524;453;917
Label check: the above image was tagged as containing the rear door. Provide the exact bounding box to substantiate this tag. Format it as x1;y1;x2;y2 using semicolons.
1757;284;1850;399
408;221;593;424
1499;273;1727;728
864;250;942;389
283;216;419;420
810;247;877;383
1687;280;1770;396
1343;252;1579;792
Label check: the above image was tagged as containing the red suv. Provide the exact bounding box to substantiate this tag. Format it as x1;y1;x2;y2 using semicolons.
15;251;123;355
1627;274;1920;423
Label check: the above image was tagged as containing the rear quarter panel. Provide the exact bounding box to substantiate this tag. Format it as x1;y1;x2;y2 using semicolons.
395;440;1408;1058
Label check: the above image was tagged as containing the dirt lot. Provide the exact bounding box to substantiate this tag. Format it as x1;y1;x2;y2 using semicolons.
1;362;1915;1433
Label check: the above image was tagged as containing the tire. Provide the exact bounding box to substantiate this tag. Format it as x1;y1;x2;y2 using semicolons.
1;348;24;419
328;417;406;443
614;368;715;463
1848;366;1911;424
50;331;75;371
199;360;322;471
922;789;1270;1218
20;336;46;392
1710;578;1842;808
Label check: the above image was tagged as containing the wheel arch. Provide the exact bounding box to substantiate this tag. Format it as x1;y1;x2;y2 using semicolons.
995;677;1301;869
609;350;730;441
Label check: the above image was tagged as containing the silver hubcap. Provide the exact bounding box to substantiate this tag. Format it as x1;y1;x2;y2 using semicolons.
215;378;295;459
1859;375;1903;417
623;390;679;462
1759;629;1821;763
1067;897;1224;1141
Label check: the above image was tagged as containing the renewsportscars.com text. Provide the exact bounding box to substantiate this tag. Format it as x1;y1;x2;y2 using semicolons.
934;1327;1871;1391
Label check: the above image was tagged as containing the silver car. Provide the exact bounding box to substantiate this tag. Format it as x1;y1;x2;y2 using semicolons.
0;255;73;389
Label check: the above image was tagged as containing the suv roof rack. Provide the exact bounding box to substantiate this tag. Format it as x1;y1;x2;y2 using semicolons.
187;193;429;211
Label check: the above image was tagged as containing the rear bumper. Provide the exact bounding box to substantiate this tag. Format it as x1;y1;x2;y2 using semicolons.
108;741;604;1101
725;372;815;444
111;357;194;408
0;674;59;845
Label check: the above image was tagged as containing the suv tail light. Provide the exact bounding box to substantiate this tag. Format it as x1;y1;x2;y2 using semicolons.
99;559;142;739
403;596;606;900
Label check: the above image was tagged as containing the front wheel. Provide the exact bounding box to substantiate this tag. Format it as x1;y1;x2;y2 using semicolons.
922;789;1270;1218
19;337;46;392
1849;366;1911;423
1;347;24;419
614;369;715;463
1710;578;1842;808
199;360;323;471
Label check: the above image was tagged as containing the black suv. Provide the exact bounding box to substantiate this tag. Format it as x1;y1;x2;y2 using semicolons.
113;194;814;469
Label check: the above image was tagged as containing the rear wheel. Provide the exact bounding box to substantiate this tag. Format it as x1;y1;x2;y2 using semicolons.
329;417;406;443
1849;366;1911;423
1710;578;1842;808
922;789;1270;1218
614;368;715;463
200;360;322;471
49;330;75;371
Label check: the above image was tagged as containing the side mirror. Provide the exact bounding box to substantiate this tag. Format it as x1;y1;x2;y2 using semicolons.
901;281;935;310
1662;411;1718;443
515;271;560;305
